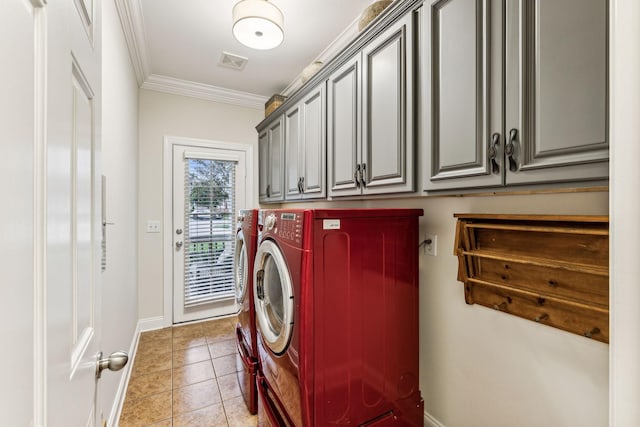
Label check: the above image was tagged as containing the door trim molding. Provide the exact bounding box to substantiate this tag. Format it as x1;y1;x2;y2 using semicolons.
33;4;47;426
162;135;254;327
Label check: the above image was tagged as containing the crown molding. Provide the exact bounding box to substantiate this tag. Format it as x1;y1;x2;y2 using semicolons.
281;14;361;96
141;74;268;109
114;0;151;85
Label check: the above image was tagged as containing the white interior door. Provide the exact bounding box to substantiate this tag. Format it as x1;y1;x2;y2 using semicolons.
45;0;104;426
173;144;247;323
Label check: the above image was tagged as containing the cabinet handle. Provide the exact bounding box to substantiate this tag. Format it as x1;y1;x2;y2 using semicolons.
299;177;305;194
361;163;367;188
354;164;361;188
489;133;500;174
505;129;519;172
266;184;271;198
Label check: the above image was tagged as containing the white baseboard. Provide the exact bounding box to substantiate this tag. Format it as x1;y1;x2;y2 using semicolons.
106;319;144;427
425;411;445;427
138;316;165;332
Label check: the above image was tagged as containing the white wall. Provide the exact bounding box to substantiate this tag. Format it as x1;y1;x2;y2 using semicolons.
0;2;35;425
137;90;263;320
281;190;609;427
100;0;140;423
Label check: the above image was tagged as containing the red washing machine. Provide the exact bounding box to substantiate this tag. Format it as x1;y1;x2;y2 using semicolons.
253;209;424;427
234;208;260;414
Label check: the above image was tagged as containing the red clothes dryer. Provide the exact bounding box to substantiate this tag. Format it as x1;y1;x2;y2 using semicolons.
253;209;424;427
234;208;259;414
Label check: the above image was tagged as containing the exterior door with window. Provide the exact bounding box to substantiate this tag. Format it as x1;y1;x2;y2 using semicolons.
172;145;247;323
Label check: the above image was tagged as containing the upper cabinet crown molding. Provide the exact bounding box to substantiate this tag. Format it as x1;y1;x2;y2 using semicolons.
256;0;425;132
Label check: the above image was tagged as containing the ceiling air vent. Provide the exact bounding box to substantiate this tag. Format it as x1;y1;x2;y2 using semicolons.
218;52;248;71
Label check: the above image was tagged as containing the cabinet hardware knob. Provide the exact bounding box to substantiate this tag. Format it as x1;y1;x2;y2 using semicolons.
489;133;500;174
505;128;519;172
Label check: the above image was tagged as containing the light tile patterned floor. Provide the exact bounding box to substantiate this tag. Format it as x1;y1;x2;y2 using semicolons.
119;316;258;427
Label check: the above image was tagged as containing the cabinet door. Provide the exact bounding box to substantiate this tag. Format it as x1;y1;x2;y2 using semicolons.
423;0;503;191
301;84;326;199
267;117;285;201
362;12;415;195
258;131;270;202
505;0;608;185
327;55;362;197
284;104;302;200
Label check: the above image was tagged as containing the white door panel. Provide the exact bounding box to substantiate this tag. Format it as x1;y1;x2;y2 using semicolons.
46;0;103;425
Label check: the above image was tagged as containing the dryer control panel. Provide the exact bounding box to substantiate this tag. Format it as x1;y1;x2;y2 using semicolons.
277;212;303;245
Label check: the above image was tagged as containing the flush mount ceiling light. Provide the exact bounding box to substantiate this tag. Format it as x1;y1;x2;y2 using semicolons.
232;0;284;50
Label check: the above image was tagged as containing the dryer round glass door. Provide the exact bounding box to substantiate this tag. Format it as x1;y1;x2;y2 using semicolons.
234;231;248;304
253;239;294;355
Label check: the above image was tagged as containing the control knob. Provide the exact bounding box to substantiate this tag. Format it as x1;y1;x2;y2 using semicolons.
265;214;277;231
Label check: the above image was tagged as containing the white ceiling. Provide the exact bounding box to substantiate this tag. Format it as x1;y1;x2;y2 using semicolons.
122;0;376;106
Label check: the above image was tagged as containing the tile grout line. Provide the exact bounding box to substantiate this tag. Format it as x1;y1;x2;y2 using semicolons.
120;318;246;426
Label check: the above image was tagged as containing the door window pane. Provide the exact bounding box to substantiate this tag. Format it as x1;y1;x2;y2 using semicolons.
183;158;236;307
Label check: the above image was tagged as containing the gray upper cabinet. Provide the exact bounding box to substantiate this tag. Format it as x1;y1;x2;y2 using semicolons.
327;55;361;197
424;0;503;190
258;116;284;203
328;12;415;197
504;0;609;185
284;84;326;200
284;103;302;199
424;0;608;191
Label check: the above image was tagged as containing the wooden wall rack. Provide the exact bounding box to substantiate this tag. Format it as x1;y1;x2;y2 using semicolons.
454;214;609;343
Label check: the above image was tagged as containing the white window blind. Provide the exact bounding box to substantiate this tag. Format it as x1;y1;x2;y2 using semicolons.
183;157;237;307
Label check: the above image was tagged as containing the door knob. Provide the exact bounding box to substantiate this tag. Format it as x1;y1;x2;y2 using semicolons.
96;351;129;379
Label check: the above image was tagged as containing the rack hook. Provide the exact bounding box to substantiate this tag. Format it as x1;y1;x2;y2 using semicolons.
584;327;600;338
492;302;507;311
534;313;549;323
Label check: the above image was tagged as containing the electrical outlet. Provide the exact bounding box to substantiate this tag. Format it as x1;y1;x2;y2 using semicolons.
423;233;437;256
146;220;161;233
